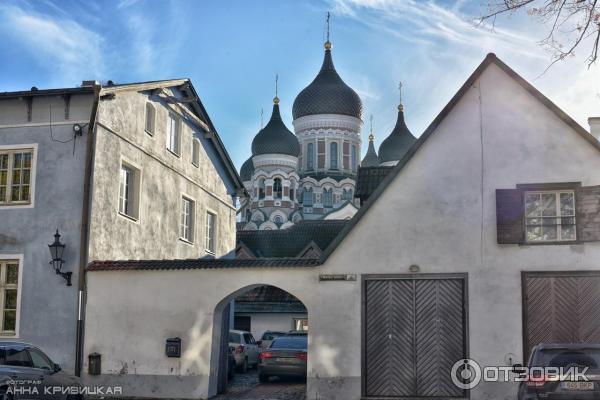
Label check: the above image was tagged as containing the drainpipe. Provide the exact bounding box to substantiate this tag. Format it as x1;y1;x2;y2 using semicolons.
74;83;101;376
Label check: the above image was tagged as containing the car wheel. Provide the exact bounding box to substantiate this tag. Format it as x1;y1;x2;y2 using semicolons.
259;373;269;383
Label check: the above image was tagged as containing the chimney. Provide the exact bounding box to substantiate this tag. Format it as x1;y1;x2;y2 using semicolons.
589;117;600;141
81;80;99;88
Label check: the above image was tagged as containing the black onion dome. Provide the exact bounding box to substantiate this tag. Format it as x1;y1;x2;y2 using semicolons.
361;139;380;167
292;47;362;119
251;103;300;157
240;157;254;181
378;107;417;164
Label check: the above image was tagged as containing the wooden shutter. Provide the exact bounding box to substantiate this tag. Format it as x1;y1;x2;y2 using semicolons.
577;185;600;242
495;188;524;244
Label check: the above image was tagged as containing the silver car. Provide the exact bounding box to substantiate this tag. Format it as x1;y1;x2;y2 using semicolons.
258;331;286;352
258;334;307;383
0;341;84;399
228;330;259;373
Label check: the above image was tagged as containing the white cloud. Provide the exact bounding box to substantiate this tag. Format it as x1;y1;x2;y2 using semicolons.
0;3;106;85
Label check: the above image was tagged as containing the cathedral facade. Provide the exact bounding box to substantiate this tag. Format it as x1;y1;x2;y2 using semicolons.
239;38;417;230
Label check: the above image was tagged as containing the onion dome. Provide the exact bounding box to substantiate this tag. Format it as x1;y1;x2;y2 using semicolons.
240;156;254;181
361;133;380;167
251;98;300;157
292;41;362;120
379;105;417;164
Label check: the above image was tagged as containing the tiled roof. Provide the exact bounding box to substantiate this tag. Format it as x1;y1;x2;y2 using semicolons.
236;220;347;258
355;166;393;202
87;258;321;271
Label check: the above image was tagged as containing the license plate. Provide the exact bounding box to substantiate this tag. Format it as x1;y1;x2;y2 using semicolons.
562;381;594;390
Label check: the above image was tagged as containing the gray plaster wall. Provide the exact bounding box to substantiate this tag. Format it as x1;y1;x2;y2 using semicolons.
88;87;236;261
0;93;94;373
83;62;600;400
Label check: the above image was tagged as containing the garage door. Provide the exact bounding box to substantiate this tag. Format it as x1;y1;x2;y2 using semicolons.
363;275;467;398
523;271;600;361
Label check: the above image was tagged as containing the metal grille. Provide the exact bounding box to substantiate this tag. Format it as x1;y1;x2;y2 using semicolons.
364;277;466;398
523;273;600;361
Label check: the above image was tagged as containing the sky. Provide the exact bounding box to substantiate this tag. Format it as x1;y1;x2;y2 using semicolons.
1;0;599;170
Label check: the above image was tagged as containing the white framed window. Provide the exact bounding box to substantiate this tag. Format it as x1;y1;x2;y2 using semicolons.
0;258;21;337
180;197;195;243
145;102;156;135
525;190;576;242
205;211;216;253
293;318;308;331
167;114;181;155
192;138;200;167
0;147;35;207
118;162;140;220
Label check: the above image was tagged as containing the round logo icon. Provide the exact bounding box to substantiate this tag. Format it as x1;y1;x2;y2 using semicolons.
451;358;482;390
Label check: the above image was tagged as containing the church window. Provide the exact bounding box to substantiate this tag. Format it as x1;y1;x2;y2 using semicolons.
351;145;357;171
273;178;283;199
330;142;338;169
258;178;265;199
318;140;326;168
343;141;350;169
323;189;333;208
303;187;313;207
307;143;314;170
289;182;295;201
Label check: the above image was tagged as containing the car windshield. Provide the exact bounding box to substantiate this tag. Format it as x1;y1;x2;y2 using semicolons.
229;333;241;343
262;332;285;340
270;337;307;350
532;349;600;368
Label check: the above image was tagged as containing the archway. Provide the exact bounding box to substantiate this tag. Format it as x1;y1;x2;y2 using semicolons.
209;284;308;398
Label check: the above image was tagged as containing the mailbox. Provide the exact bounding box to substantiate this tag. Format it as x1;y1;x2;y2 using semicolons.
166;337;181;358
88;353;101;375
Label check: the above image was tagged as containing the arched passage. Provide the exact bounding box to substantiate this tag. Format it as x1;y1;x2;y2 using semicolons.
209;283;309;397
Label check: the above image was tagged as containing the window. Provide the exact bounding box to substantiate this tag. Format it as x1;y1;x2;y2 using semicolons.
303;187;313;207
145;102;156;135
273;178;283;199
293;318;309;331
258;178;265;199
525;191;576;242
180;197;195;243
323;188;333;207
290;182;295;201
205;211;216;253
343;141;350;169
307;143;314;170
330;142;338;169
4;348;31;367
342;188;353;201
0;149;34;206
351;145;357;171
0;260;19;336
118;163;140;219
167;114;181;155
28;349;53;370
191;138;200;167
317;140;325;168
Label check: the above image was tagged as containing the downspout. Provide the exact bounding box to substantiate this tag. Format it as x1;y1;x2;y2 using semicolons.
75;83;101;376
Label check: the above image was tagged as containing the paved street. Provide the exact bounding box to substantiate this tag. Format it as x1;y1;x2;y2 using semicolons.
212;369;306;400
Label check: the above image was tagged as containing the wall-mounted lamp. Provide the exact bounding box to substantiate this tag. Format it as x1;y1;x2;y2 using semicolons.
48;229;72;286
72;124;83;136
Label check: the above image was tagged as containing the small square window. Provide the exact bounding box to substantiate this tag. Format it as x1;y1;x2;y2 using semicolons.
0;148;34;206
525;190;576;242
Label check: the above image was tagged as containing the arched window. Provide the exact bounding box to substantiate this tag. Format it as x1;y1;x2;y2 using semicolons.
289;182;295;201
303;187;313;207
307;143;315;170
323;188;333;207
145;102;155;135
273;178;282;199
342;188;353;201
258;178;265;199
191;138;200;167
330;142;338;169
351;145;357;171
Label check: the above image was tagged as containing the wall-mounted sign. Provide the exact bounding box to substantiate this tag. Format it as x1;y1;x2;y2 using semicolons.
319;274;357;282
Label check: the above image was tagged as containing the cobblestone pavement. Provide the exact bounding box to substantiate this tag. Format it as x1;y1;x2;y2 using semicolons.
212;369;306;400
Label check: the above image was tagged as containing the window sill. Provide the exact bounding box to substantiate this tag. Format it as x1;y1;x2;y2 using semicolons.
519;240;582;246
205;249;216;256
145;129;154;137
192;162;199;168
118;212;139;223
167;148;181;158
179;238;195;246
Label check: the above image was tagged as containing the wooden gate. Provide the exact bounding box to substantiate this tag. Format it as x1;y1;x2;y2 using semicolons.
363;275;467;398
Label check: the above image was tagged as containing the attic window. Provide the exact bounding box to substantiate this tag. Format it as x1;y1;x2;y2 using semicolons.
191;138;200;167
525;191;576;242
145;102;156;135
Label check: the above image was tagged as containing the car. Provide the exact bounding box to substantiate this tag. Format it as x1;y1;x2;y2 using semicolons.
0;341;85;399
258;334;307;383
228;330;259;373
517;343;600;400
285;330;308;336
258;331;286;352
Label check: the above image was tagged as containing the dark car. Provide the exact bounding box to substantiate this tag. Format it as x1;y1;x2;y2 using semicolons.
0;341;84;399
517;343;600;400
258;335;307;383
258;331;286;351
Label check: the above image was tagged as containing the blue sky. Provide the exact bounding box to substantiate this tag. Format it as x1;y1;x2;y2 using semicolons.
1;0;598;170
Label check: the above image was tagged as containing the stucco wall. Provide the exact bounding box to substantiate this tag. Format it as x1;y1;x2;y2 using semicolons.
84;62;600;400
0;93;94;373
88;88;236;261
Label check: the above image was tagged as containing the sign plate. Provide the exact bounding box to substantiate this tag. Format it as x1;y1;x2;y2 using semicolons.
319;274;357;281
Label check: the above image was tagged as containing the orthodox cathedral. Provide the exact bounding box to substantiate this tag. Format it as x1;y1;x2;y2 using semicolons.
239;35;417;230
